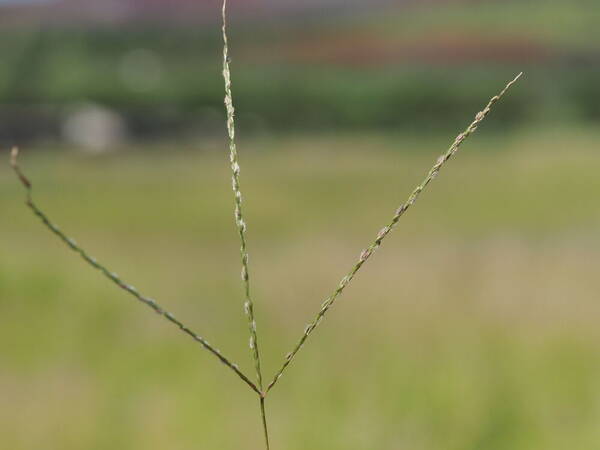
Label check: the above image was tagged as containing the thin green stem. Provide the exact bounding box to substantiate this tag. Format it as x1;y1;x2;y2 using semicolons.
267;73;523;392
260;396;271;450
10;148;260;396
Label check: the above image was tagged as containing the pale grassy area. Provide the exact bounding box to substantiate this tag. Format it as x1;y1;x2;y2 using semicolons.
2;127;600;449
360;0;600;46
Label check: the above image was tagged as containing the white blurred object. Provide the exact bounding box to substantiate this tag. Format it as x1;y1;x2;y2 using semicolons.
62;103;126;153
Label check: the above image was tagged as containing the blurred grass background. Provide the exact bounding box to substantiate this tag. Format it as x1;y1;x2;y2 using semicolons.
2;0;600;449
4;129;600;449
0;0;599;143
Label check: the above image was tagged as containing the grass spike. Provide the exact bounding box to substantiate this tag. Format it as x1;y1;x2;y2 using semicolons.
267;73;523;392
221;1;270;448
9;147;260;395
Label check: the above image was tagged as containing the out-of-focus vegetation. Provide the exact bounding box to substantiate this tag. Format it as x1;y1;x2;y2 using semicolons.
2;127;600;449
2;1;600;449
0;0;599;143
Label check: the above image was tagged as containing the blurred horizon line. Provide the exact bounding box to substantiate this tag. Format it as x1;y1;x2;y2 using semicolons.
0;0;404;27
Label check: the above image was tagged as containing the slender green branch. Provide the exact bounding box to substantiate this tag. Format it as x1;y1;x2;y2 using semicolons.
221;0;265;391
10;148;260;395
259;397;270;450
267;73;523;392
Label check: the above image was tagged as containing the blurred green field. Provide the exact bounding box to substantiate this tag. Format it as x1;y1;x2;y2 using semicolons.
357;0;600;45
2;0;599;141
2;126;600;449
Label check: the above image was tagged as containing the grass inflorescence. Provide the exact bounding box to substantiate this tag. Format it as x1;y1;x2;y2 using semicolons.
9;1;522;448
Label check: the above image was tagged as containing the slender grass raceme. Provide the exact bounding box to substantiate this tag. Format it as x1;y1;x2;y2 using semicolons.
10;1;522;447
9;147;260;395
221;0;269;446
267;72;523;392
